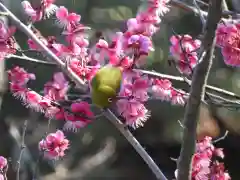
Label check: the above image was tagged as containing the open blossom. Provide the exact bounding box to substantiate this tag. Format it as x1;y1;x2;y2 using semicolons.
148;0;171;17
21;0;58;22
170;90;187;106
128;34;154;56
39;130;69;159
170;35;201;75
119;75;150;102
0;20;16;61
8;66;36;100
44;72;69;101
216;22;240;66
151;79;172;101
0;156;7;170
56;6;81;29
175;136;230;180
23;90;45;112
211;161;231;180
116;99;150;129
55;101;94;132
8;66;35;86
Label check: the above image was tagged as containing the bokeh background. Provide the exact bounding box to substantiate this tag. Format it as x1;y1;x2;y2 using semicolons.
0;0;239;179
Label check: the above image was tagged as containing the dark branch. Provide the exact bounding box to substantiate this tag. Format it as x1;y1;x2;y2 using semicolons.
176;0;223;180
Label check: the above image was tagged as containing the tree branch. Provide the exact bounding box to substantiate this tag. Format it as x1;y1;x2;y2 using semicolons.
6;54;56;65
176;0;223;180
171;0;239;18
136;69;240;99
16;120;27;180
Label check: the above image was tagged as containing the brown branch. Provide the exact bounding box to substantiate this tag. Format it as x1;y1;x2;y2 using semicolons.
176;0;223;180
171;0;238;18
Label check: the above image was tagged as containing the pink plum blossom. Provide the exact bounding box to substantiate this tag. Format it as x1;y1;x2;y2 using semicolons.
55;102;94;132
151;79;172;101
39;130;69;159
8;66;36;100
170;35;201;75
175;136;230;180
0;156;7;170
21;0;57;22
216;22;240;66
0;20;16;60
44;72;69;101
56;6;81;29
117;99;150;129
119;76;150;102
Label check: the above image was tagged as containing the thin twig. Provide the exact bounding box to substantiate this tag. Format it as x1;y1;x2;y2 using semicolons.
213;130;229;143
16;120;28;180
33;118;52;180
136;69;240;99
176;0;223;180
103;109;167;180
0;2;87;92
170;0;239;18
193;0;206;30
6;54;56;65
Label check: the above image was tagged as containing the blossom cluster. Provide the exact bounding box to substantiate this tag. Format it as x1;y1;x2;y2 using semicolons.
39;130;69;159
216;21;240;66
170;35;201;75
0;156;7;180
175;136;230;180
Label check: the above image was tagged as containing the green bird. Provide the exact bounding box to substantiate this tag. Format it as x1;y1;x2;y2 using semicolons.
91;66;122;108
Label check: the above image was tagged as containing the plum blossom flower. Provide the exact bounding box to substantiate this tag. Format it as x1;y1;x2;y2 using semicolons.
175;136;230;180
44;72;69;101
151;79;173;101
170;35;201;75
23;90;45;112
116;99;150;129
8;66;36;99
21;0;57;22
0;156;7;170
211;161;231;180
7;67;61;116
216;22;240;66
0;174;4;180
56;6;81;29
128;34;154;57
170;90;187;106
120;76;150;102
55;101;94;132
8;66;35;86
0;21;16;61
21;1;43;22
39;130;69;159
148;0;171;17
216;23;235;47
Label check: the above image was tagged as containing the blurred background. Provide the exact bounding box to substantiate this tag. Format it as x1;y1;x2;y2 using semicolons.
0;0;239;179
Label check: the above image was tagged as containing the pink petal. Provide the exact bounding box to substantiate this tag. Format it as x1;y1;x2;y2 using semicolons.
55;130;64;140
21;1;37;17
67;13;81;23
56;6;68;20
